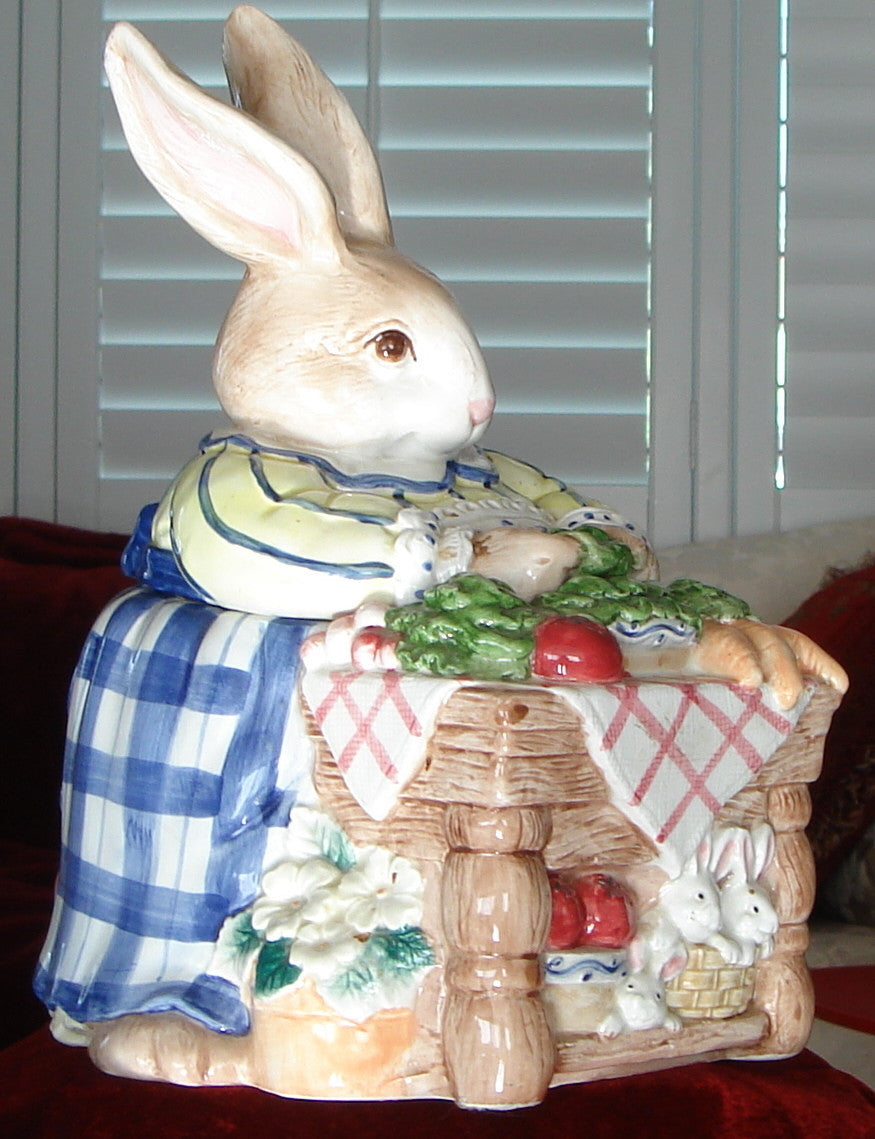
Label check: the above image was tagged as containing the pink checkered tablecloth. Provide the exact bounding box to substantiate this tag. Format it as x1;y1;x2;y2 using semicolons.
300;670;810;872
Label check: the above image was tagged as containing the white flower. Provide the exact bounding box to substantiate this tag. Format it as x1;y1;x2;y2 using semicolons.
287;918;363;980
250;857;341;941
337;846;424;934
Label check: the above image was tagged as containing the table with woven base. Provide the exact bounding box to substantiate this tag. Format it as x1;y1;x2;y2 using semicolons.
304;679;840;1109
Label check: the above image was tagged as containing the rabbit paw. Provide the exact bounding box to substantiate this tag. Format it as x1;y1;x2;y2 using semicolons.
596;1010;624;1038
301;603;399;671
706;931;745;965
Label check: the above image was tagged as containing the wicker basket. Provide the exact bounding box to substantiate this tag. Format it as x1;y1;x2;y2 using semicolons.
665;944;755;1020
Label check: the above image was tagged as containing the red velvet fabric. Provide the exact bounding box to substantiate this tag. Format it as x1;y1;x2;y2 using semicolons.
811;965;875;1035
782;560;875;882
0;517;130;849
1;1030;873;1138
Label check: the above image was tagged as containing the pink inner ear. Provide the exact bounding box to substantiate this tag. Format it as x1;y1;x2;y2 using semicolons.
714;843;737;880
661;952;687;981
128;64;303;255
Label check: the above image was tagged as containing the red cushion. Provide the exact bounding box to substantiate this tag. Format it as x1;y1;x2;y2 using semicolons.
783;560;875;882
0;517;131;849
0;1029;872;1139
811;965;875;1036
0;840;58;1049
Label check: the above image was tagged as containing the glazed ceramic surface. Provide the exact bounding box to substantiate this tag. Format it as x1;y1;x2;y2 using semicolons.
35;6;848;1110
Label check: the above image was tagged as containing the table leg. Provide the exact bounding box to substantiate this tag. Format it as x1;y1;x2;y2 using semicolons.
440;804;555;1108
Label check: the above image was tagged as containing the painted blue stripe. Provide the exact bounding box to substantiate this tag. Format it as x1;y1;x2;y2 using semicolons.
66;746;222;816
206;432;464;494
87;638;251;713
206;617;308;908
57;850;229;942
197;453;395;579
123;506;208;600
248;453;394;525
33;966;250;1034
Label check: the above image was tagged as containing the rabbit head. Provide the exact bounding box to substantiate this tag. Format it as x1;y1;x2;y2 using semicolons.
657;836;722;946
712;825;778;954
610;969;680;1033
104;8;495;481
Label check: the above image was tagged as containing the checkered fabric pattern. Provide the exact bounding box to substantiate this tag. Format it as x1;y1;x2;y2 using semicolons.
34;589;313;1034
303;672;808;876
301;669;456;821
546;679;807;875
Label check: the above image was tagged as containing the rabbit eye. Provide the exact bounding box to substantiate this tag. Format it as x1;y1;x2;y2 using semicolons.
369;329;415;363
753;905;760;913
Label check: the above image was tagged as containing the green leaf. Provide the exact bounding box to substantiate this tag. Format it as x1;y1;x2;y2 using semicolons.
229;911;263;959
306;814;356;872
326;955;377;1000
254;939;302;997
367;927;435;975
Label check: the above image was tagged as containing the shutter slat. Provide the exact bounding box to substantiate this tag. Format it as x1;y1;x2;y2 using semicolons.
788;220;875;285
784;417;875;489
381;150;649;217
104;215;648;283
483;347;646;413
484;411;647;486
451;281;647;347
381;19;649;86
381;87;649;148
783;7;875;517
786;350;875;417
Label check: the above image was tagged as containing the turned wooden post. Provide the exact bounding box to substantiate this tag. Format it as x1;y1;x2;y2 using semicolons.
737;685;840;1057
441;804;554;1108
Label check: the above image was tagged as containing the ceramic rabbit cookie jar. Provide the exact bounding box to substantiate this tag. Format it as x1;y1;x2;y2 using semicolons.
35;6;848;1110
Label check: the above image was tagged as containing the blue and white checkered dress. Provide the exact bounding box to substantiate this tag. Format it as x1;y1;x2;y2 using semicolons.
34;588;313;1034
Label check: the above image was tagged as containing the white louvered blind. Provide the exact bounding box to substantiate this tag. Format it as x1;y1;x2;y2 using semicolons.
782;0;875;528
98;1;652;530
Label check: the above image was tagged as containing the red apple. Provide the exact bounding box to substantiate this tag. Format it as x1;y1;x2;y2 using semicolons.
531;616;624;683
547;873;585;950
573;873;634;948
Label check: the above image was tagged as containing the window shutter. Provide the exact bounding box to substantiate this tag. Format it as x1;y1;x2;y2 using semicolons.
97;1;652;530
782;0;875;527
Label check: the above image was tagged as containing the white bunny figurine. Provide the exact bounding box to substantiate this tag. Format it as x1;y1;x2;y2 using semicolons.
647;833;729;965
711;825;779;966
598;968;682;1038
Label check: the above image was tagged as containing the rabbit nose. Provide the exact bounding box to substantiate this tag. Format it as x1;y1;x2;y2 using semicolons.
468;398;495;426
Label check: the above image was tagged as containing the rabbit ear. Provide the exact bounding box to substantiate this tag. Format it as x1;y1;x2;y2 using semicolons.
694;833;713;874
104;21;347;269
223;5;393;247
750;825;776;879
710;827;746;882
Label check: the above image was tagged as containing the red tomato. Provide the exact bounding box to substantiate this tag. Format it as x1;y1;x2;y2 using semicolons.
532;616;625;683
547;874;585;950
573;873;634;948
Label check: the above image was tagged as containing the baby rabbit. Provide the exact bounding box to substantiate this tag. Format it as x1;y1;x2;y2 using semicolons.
710;825;779;966
598;969;681;1038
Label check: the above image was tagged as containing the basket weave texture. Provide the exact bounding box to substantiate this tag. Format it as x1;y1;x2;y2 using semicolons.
665;944;755;1020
